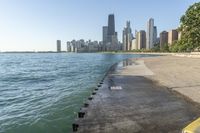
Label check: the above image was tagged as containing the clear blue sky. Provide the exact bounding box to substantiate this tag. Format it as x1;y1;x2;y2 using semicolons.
0;0;198;51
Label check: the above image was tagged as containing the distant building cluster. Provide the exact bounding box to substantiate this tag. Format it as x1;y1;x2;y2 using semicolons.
56;14;180;52
66;40;101;52
56;39;102;53
122;18;179;51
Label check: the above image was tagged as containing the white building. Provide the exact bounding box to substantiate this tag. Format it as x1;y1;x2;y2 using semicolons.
122;21;133;51
146;18;154;49
131;39;137;50
66;41;71;52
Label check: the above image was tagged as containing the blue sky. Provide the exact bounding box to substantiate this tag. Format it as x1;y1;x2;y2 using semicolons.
0;0;198;51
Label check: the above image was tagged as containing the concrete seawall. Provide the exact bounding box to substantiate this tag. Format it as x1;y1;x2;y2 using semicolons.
72;56;200;133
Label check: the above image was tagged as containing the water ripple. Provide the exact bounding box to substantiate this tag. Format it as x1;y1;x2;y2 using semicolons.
0;53;156;133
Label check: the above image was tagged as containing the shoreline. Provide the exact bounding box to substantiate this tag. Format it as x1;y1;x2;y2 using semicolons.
73;55;200;132
1;51;200;58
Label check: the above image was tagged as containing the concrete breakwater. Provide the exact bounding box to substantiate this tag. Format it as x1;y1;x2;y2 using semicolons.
72;62;119;132
72;56;200;133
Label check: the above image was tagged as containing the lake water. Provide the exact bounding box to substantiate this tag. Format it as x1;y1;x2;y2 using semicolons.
0;53;156;133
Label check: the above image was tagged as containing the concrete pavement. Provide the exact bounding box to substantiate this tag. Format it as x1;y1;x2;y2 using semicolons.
74;58;200;133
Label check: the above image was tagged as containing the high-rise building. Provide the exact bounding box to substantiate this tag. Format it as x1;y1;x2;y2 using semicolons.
102;14;118;51
137;30;146;49
122;21;133;51
57;40;61;52
71;40;76;52
168;29;178;45
107;14;118;46
102;26;108;44
160;31;168;49
108;14;115;36
66;41;71;52
135;30;139;50
153;26;157;45
146;18;154;49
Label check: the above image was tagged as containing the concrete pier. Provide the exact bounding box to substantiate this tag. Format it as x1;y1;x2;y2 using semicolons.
74;57;200;133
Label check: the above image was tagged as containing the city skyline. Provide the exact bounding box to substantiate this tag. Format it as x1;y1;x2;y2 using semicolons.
64;13;180;53
0;0;198;51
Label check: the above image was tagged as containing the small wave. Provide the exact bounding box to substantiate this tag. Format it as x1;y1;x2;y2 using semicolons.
0;53;156;133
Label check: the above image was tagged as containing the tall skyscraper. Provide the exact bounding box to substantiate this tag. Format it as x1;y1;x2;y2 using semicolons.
160;31;168;49
102;14;118;51
122;21;133;51
57;40;61;52
107;14;118;48
153;26;157;45
108;14;115;36
146;18;154;49
135;31;139;49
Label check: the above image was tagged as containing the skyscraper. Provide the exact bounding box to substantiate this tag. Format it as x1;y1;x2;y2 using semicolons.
153;26;157;45
122;21;133;51
102;26;108;51
102;14;118;51
108;14;115;36
57;40;61;52
135;31;139;49
66;41;71;52
137;30;146;49
102;26;108;44
146;18;154;49
107;14;118;49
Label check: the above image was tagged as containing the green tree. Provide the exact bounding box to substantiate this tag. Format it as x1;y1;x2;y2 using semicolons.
178;2;200;52
161;43;169;52
152;43;160;52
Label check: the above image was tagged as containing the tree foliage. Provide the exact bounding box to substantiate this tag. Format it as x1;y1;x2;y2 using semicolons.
161;44;169;52
177;2;200;51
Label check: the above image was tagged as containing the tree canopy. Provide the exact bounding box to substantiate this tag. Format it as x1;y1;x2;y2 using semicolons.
177;2;200;52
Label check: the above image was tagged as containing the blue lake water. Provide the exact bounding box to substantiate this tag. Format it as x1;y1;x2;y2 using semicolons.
0;53;156;133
